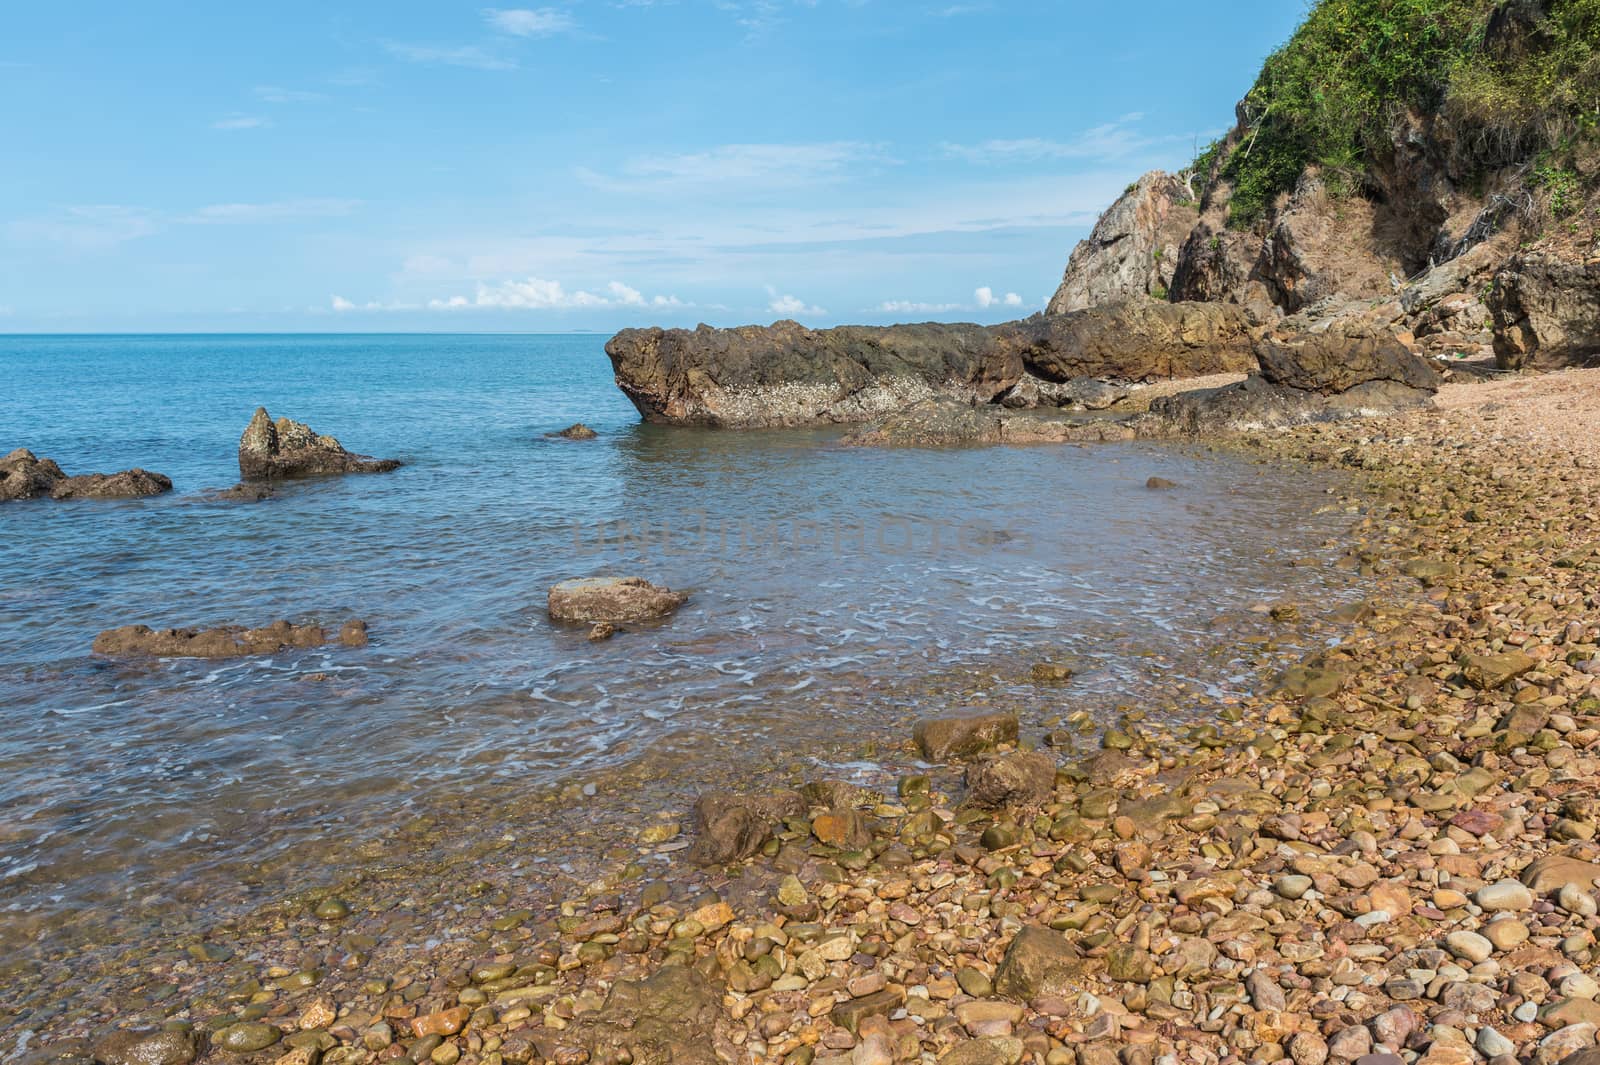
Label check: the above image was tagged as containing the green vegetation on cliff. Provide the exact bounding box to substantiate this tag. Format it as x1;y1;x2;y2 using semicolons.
1219;0;1600;225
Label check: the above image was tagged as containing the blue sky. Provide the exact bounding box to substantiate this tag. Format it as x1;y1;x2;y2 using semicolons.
0;1;1306;333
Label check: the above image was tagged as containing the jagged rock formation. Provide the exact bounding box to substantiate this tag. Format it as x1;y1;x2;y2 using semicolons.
238;408;402;481
1488;252;1600;368
1048;172;1198;313
0;448;172;503
605;302;1253;428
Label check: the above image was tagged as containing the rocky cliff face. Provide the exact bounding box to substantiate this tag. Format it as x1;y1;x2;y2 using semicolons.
1055;0;1599;371
606;302;1254;428
1048;172;1198;313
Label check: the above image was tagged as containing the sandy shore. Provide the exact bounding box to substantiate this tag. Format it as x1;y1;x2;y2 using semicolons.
27;368;1600;1065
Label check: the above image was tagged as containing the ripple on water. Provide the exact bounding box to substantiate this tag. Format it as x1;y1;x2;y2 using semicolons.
0;332;1366;974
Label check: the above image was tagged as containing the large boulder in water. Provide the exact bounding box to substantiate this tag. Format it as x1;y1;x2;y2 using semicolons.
547;577;688;624
238;407;401;481
1488;253;1600;369
0;448;67;501
1146;321;1439;435
605;302;1254;428
1;448;172;502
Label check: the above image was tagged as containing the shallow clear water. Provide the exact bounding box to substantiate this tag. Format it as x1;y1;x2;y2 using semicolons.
0;333;1360;962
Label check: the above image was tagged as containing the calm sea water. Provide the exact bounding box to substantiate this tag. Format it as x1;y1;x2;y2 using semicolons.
0;334;1361;972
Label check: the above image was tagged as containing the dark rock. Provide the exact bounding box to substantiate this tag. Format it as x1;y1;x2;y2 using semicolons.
1488;253;1600;369
237;407;401;481
92;619;370;659
1;448;67;500
913;710;1019;762
1146;476;1180;490
1048;171;1199;313
587;621;617;642
547;577;688;624
1146;322;1439;435
688;790;805;864
965;751;1056;807
606;302;1253;428
1253;323;1440;393
49;469;172;500
207;482;275;503
91;1029;200;1065
1;448;172;503
550;423;599;440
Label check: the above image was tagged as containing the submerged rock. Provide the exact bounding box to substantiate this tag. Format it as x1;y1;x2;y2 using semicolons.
547;576;688;624
237;407;401;481
92;619;371;659
206;482;275;503
1;448;172;503
549;422;599;440
90;1029;200;1065
841;397;1138;448
913;710;1019;762
606;302;1253;428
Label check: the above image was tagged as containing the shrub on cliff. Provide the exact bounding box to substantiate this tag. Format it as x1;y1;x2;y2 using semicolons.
1216;0;1600;226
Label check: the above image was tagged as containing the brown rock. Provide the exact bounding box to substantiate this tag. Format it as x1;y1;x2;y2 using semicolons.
994;926;1085;1001
410;1006;470;1038
92;619;368;659
913;710;1019;762
687;790;804;865
49;468;173;500
965;752;1055;807
1524;856;1600;896
547;577;688;624
549;423;599;440
91;1029;200;1065
238;407;401;481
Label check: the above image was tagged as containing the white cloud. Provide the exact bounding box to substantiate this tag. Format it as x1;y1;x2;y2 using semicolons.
364;277;694;311
580;142;885;192
766;286;825;317
331;296;356;311
182;199;360;224
941;115;1156;165
253;85;325;104
382;41;517;70
7;206;160;251
876;300;962;314
213;115;270;130
974;287;1023;309
484;7;576;36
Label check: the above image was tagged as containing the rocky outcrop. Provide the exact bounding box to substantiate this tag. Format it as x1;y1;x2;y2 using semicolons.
547;577;689;624
1;448;172;503
840;398;1138;448
48;469;173;500
607;302;1253;428
1488;253;1600;369
1048;171;1197;313
238;408;401;481
92;619;369;659
1148;322;1440;434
